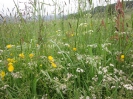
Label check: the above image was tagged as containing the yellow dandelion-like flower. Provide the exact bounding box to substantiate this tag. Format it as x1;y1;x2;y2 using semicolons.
40;64;42;67
7;58;11;62
29;53;34;59
120;54;124;61
8;62;13;67
8;65;14;72
6;44;12;49
51;62;57;68
121;55;124;59
73;48;77;51
19;53;25;59
48;56;54;62
0;71;5;78
7;58;15;63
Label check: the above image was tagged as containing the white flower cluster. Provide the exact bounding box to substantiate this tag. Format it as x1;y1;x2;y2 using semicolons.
101;43;111;54
87;43;97;48
11;72;22;79
0;85;9;90
123;84;133;91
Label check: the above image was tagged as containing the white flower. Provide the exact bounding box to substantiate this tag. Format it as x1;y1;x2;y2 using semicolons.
92;75;98;82
0;49;3;55
123;84;133;90
109;63;114;67
89;30;93;33
86;96;90;99
92;94;96;99
53;77;59;81
58;51;64;54
119;70;124;75
64;43;70;47
76;54;83;60
79;23;88;27
56;30;61;33
11;72;22;78
111;86;116;89
79;95;84;99
67;73;73;79
98;71;102;74
0;85;9;90
59;84;66;90
87;43;97;48
76;68;84;73
102;67;108;73
42;94;48;99
89;86;94;91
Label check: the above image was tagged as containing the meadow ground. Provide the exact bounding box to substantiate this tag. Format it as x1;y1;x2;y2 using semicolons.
0;3;133;99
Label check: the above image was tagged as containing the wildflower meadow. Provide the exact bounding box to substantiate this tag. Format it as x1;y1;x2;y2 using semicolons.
0;0;133;99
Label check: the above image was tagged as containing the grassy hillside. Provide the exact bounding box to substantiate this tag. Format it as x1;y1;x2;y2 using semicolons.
0;1;133;99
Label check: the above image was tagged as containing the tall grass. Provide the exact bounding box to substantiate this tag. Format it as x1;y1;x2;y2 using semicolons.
0;0;133;99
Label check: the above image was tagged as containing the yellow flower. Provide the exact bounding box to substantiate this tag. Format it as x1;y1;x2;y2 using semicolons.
6;44;12;49
121;55;124;59
8;62;13;67
120;54;124;61
0;71;5;78
48;56;54;62
8;65;14;72
19;53;25;59
7;58;15;63
73;48;77;51
29;53;34;59
7;58;11;62
7;62;14;72
51;62;57;68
